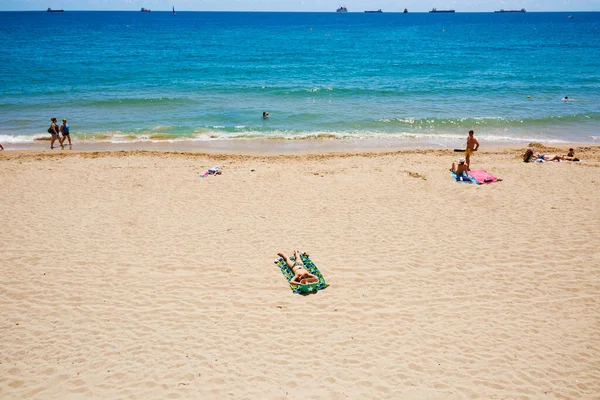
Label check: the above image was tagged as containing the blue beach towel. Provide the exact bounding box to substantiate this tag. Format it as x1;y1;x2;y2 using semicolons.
275;253;329;294
450;171;477;184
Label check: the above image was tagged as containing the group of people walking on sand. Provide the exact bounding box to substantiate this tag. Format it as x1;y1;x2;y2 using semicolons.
48;117;72;149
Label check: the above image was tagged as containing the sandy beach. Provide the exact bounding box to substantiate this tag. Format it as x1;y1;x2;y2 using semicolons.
1;144;599;399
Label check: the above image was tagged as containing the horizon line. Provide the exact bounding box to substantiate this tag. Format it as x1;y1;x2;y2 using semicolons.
2;9;599;13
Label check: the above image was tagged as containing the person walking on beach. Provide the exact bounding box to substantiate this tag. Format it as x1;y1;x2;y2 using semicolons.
465;130;479;169
60;119;72;147
48;118;63;149
0;143;4;150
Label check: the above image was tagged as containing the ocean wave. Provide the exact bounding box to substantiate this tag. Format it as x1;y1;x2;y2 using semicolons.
0;133;48;143
214;85;414;98
79;97;199;108
376;114;600;127
0;128;571;145
90;130;565;144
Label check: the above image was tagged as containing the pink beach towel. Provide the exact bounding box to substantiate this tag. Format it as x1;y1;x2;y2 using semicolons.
468;170;499;184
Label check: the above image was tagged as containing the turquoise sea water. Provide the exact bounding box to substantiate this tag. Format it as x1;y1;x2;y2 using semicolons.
1;11;599;147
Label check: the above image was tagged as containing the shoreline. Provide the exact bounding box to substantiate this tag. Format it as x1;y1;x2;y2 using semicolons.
2;137;599;156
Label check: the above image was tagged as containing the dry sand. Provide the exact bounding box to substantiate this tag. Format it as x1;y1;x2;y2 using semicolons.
1;145;599;399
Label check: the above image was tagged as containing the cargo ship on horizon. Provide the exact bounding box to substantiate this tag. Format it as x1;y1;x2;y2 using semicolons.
494;8;526;13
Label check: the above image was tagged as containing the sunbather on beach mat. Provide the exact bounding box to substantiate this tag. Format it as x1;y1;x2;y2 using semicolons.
449;158;476;183
523;148;580;163
450;171;476;183
276;251;328;294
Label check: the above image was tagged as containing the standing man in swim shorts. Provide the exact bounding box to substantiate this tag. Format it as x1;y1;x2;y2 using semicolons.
465;130;479;169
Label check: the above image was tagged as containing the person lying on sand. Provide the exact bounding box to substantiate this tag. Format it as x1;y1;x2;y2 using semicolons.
278;250;319;285
450;157;469;176
523;148;579;163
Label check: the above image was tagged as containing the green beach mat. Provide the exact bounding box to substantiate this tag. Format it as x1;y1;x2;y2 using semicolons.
275;253;329;294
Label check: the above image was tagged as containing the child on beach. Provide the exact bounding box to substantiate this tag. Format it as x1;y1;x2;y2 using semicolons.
278;250;318;285
465;130;479;169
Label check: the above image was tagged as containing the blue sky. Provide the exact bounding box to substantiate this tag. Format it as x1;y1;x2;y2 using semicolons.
1;0;599;11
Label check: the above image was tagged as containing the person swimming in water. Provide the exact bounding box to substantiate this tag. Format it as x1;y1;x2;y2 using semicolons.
277;250;318;285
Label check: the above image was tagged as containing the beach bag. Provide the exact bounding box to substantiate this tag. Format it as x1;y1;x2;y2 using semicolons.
48;127;53;134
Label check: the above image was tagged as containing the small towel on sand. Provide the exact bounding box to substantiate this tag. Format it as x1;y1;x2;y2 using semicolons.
450;171;476;184
275;253;329;294
468;170;500;184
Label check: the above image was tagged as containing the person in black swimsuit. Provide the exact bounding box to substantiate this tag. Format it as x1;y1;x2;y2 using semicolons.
48;118;63;149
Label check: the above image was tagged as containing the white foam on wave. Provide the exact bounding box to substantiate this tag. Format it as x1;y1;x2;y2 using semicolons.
377;116;511;125
148;125;174;132
180;129;570;144
1;130;569;146
0;134;47;143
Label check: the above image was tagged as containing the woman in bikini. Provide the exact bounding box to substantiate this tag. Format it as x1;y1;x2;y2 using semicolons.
523;148;579;163
278;250;318;285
